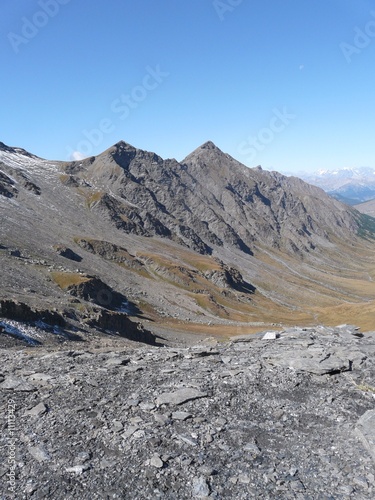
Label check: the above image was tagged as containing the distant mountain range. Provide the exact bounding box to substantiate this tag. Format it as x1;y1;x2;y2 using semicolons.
300;167;375;205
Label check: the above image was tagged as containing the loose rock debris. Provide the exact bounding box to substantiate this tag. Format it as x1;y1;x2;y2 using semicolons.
1;324;375;499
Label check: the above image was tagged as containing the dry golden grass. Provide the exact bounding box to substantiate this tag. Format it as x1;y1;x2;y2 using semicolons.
74;187;104;208
137;246;222;273
51;272;90;289
136;236;375;333
312;300;375;331
157;320;276;339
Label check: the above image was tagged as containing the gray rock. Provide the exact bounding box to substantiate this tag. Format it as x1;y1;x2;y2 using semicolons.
104;357;130;367
264;349;351;375
244;440;261;456
1;375;36;392
153;413;170;426
175;434;198;446
112;420;124;433
139;401;156;411
27;373;53;385
172;411;192;421
155;387;208;406
150;454;164;468
355;410;375;463
28;445;51;463
121;426;138;439
25;402;47;417
65;465;89;474
192;476;210;497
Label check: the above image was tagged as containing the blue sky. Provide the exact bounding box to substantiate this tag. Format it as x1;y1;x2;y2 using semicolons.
1;0;375;173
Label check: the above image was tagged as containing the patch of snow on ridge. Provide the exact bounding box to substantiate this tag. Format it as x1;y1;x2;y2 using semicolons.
0;149;59;178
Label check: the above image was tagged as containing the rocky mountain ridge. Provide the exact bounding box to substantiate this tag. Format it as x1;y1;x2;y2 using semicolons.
62;140;360;256
1;139;375;342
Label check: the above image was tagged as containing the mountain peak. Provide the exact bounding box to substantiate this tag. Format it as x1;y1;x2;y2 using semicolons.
183;141;227;163
194;140;225;154
200;140;220;150
105;140;137;154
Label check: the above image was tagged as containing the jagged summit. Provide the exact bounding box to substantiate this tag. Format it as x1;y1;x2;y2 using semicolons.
105;140;137;153
183;140;231;163
193;140;223;152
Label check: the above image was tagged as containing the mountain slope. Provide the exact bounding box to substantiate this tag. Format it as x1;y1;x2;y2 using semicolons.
355;198;375;217
1;140;375;341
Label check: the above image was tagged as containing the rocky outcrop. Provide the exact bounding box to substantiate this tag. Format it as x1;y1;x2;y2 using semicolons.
53;273;128;311
75;238;143;269
53;245;82;262
85;309;156;345
0;300;65;326
0;169;18;198
205;261;255;294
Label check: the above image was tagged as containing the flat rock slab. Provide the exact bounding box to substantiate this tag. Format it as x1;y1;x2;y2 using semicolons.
172;411;192;421
1;375;36;391
25;402;47;417
263;350;350;375
355;410;375;463
156;387;207;406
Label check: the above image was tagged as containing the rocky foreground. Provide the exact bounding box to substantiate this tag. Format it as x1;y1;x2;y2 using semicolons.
1;324;375;499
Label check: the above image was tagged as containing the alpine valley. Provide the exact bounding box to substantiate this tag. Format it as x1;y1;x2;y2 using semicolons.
1;139;375;345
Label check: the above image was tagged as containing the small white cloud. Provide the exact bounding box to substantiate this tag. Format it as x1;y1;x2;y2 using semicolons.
70;151;87;161
299;64;305;71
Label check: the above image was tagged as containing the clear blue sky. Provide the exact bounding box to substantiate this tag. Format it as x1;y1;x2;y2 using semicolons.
1;0;375;173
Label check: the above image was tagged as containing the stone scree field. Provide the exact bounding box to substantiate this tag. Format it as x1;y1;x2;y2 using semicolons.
1;324;375;499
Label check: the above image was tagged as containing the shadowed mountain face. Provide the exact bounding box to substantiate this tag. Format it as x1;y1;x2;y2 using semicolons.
1;139;375;338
